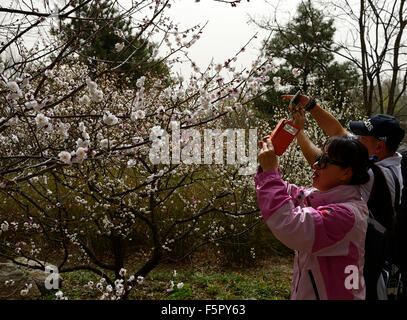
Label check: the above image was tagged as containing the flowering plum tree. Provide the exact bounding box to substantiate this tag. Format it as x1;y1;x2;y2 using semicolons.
0;0;287;300
0;0;368;300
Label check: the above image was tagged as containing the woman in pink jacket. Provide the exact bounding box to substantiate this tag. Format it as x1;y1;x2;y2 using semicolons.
255;135;392;300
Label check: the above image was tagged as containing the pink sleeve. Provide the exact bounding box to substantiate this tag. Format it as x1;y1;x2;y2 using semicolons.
254;166;309;220
255;168;355;252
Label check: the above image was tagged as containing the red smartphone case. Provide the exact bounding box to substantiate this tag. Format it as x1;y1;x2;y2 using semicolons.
263;119;300;156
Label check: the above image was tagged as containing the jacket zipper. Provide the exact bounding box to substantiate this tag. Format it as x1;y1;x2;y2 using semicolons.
308;270;320;300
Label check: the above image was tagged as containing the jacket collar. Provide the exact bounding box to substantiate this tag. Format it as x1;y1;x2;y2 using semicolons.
306;184;363;208
376;152;402;167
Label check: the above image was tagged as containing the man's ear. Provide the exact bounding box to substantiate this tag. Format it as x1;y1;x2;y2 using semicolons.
376;140;386;154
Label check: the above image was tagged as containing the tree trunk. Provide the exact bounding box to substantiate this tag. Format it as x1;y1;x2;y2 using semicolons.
111;234;124;279
359;0;371;115
387;0;407;115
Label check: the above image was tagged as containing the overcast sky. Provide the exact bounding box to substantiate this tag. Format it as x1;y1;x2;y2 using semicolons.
2;0;313;76
164;0;303;77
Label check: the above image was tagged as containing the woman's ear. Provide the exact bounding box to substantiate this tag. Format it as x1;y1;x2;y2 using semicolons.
341;167;354;184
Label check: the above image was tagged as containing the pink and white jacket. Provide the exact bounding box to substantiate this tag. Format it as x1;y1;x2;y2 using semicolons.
255;167;369;300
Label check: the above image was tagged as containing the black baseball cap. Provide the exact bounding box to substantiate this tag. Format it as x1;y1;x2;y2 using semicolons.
349;114;405;149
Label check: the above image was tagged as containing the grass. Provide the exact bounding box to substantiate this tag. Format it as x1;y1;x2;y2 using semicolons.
38;254;293;300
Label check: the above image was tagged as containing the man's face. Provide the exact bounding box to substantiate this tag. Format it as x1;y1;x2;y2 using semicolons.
357;135;383;157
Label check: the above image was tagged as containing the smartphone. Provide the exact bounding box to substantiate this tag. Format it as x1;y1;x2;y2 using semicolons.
290;90;301;112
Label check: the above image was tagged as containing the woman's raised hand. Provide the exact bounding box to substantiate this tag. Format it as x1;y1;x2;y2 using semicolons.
292;109;306;130
258;138;278;172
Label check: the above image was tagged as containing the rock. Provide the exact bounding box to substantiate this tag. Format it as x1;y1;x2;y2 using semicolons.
14;257;63;295
0;257;64;299
14;257;43;268
0;262;41;299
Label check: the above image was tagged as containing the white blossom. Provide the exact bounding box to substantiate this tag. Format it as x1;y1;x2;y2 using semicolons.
56;122;70;139
115;42;125;52
91;89;103;103
100;139;110;149
35;113;50;128
75;147;88;160
8;116;19;126
167;280;174;292
114;30;124;37
96;282;103;291
127;159;137;168
270;65;278;74
25;100;39;111
136;76;145;88
156;105;166;118
82;132;90;141
7;81;19;92
4;280;15;286
292;68;302;78
273;77;281;88
20;289;29;296
86;79;98;91
44;69;53;78
119;268;127;277
150;126;165;140
55;290;67;300
132;136;144;144
58;151;71;164
76;138;90;148
20;283;32;296
79;95;90;105
78;122;86;132
103;112;119;126
85;281;94;289
131;110;145;121
1;221;9;232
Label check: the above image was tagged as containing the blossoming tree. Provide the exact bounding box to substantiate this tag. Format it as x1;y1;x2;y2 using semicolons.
0;0;288;300
0;0;367;300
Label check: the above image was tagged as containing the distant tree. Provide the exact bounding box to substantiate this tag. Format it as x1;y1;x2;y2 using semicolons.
370;79;407;119
253;0;360;114
52;0;169;86
318;0;407;117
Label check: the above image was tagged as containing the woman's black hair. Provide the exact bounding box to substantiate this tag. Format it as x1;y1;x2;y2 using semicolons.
323;136;370;185
324;136;394;231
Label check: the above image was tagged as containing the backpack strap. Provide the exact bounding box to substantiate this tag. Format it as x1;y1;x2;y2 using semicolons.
368;216;386;233
382;165;400;213
367;165;397;232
